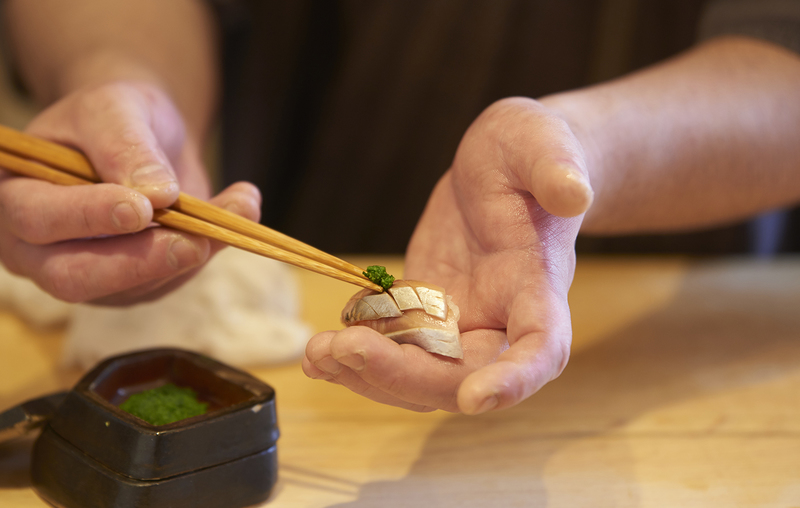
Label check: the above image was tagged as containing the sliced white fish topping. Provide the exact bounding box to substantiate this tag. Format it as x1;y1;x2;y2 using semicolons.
386;327;462;359
343;300;378;321
414;286;447;320
387;285;424;311
361;293;403;318
343;293;401;322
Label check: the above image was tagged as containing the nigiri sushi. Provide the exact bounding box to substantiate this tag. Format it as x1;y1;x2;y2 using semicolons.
341;280;463;359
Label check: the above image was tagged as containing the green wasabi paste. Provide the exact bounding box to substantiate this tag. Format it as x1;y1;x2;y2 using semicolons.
363;265;395;291
119;383;208;426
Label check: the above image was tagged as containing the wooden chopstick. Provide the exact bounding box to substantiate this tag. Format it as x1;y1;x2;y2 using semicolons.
0;125;382;292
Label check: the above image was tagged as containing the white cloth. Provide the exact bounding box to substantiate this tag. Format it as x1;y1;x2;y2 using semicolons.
0;248;311;369
0;266;72;329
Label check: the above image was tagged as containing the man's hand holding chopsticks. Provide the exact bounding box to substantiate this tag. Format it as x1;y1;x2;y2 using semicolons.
0;81;261;304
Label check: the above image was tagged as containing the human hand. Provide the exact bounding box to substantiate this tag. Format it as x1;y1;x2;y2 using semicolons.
0;81;261;305
303;97;593;413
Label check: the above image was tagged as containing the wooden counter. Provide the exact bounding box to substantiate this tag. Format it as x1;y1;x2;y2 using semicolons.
2;255;799;507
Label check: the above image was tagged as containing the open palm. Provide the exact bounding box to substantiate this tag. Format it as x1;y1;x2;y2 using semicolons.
303;98;592;413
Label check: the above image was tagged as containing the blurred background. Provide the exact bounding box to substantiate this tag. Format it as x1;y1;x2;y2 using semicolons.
2;0;798;256
0;38;35;131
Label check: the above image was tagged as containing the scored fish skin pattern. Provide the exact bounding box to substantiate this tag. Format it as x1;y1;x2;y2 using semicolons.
413;286;447;320
344;299;379;321
362;293;403;318
385;327;462;358
343;281;448;323
387;284;424;311
341;280;463;359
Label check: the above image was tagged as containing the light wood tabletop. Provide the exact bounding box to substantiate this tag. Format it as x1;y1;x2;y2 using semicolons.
1;255;799;507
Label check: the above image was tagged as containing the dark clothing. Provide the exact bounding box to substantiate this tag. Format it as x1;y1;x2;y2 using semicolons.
213;0;800;254
700;0;800;54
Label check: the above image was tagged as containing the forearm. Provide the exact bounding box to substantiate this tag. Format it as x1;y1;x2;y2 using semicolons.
541;36;800;235
3;0;218;141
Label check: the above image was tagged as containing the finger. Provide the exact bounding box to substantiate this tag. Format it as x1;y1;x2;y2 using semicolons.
494;98;594;217
303;352;437;412
26;83;184;208
456;334;568;414
90;263;207;305
308;326;508;412
96;182;262;303
457;293;572;414
3;228;209;303
303;331;438;412
302;352;333;380
171;135;213;198
327;327;462;411
0;178;153;244
208;181;262;223
187;181;263;261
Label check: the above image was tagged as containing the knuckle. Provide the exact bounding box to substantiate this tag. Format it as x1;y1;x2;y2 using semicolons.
75;84;150;140
103;130;153;170
39;259;92;303
116;125;152;148
130;256;152;285
78;201;98;235
6;193;108;244
74;82;130;119
381;369;407;398
70;82;185;177
7;204;49;244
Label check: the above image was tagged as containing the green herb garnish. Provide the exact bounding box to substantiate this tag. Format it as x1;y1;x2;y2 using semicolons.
119;383;208;426
363;265;395;291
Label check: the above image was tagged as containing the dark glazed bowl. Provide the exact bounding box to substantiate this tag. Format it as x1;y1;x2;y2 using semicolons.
30;348;279;508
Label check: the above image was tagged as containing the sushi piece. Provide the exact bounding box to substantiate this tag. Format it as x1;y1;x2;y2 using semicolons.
341;280;462;359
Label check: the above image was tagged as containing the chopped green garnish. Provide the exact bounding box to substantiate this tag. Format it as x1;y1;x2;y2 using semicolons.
119;383;208;426
363;265;395;291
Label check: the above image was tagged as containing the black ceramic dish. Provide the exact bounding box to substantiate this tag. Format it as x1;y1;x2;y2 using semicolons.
30;348;279;508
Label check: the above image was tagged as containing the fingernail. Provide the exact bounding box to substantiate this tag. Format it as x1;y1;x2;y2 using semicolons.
561;165;594;211
561;164;588;184
473;394;499;415
167;236;203;270
130;164;176;191
111;202;142;232
336;352;366;372
565;166;593;193
315;356;342;375
222;196;261;222
221;199;243;216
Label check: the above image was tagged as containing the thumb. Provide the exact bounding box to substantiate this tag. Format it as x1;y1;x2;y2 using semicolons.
497;97;594;217
526;159;594;218
27;82;184;209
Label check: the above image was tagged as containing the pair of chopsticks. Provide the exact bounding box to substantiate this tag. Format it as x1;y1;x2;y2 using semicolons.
0;124;382;292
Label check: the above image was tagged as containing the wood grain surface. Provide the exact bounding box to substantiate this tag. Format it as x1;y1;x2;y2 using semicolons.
1;255;799;507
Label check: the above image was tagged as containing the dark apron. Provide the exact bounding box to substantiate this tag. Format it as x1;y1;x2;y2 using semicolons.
214;0;800;254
